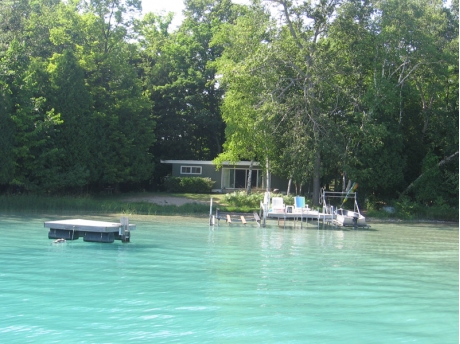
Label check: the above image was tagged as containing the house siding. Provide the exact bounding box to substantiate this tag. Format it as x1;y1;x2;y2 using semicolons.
174;163;222;189
162;160;289;193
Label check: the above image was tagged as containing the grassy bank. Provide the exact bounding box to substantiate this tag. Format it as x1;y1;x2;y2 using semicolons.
0;193;214;216
365;207;459;222
0;193;263;216
0;192;457;222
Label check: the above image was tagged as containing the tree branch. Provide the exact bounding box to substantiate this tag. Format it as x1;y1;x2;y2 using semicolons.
399;151;459;198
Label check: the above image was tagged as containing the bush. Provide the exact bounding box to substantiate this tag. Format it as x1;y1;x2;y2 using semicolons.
394;196;419;220
223;191;295;209
388;196;458;221
164;176;215;193
224;191;264;208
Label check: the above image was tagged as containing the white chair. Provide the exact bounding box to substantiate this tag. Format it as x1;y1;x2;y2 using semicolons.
271;197;285;213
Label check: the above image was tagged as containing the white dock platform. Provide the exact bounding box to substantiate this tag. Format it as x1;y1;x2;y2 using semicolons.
265;211;334;227
44;218;135;243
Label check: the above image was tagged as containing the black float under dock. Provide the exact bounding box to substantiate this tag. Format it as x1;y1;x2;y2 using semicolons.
44;218;135;243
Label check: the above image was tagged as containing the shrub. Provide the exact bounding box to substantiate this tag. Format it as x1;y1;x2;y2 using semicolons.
164;176;215;193
394;196;420;220
224;191;264;208
223;191;295;209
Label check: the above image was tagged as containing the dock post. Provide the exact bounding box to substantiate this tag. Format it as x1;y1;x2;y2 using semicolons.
261;202;268;227
209;198;213;226
300;210;303;229
120;217;130;243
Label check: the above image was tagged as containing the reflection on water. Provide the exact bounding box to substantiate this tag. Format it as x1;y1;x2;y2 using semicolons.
0;215;457;343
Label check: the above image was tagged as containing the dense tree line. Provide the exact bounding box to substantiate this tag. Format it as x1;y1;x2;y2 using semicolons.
214;0;458;207
0;0;458;209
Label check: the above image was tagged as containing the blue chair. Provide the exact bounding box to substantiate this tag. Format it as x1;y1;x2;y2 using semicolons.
295;196;306;209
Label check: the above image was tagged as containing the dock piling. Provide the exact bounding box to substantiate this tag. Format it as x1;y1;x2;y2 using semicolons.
209;198;213;225
120;217;130;243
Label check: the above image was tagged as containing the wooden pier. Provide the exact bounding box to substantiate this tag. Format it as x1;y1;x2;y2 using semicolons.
44;217;135;243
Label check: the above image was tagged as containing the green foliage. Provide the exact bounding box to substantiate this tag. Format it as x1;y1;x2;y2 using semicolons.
1;192;455;220
164;176;215;193
410;152;459;207
392;196;458;221
0;80;14;184
45;49;92;191
139;0;244;162
213;0;458;210
212;7;277;173
2;39;64;192
224;191;264;208
394;196;419;220
0;0;457;218
223;191;295;209
0;0;155;193
365;196;458;222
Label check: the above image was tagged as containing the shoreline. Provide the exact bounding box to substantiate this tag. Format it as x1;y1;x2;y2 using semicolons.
1;211;458;225
1;193;457;224
122;196;459;224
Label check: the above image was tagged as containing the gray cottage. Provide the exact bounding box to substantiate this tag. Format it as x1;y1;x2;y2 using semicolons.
160;160;288;193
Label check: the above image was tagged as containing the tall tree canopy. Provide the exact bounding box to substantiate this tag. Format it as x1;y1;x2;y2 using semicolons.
0;0;457;210
0;0;155;192
214;0;458;205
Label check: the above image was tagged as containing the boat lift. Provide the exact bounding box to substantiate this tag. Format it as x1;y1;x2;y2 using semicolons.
320;188;361;216
320;188;369;228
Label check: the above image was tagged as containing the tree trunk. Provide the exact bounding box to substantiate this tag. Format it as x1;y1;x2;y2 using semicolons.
399;151;459;198
312;151;321;206
265;157;271;192
342;172;347;193
287;177;292;196
246;160;253;195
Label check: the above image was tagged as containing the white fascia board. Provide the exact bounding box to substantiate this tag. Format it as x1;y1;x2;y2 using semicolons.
160;160;260;166
160;160;215;165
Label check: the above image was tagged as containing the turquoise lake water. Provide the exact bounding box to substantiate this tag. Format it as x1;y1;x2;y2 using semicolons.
0;215;458;343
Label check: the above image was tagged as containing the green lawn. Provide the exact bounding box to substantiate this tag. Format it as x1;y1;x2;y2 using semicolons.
0;192;227;216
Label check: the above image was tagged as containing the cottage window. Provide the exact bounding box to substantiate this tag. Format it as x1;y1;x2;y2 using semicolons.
181;166;202;175
222;168;263;189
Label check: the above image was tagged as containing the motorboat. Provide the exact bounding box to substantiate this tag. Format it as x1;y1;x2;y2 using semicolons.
335;208;368;228
321;186;369;228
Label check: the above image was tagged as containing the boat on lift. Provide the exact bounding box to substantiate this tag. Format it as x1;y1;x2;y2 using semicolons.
321;184;369;228
335;208;368;227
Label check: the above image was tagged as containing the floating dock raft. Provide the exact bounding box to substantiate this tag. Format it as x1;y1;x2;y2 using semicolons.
44;217;135;243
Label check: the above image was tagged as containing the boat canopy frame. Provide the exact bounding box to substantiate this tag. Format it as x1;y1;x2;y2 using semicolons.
320;189;362;216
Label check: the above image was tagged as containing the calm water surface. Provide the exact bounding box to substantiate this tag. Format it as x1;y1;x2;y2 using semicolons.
0;215;458;343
